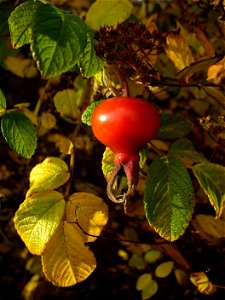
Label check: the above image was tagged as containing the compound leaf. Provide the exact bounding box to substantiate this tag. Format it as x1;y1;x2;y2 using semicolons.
1;111;37;158
144;155;195;241
14;190;65;255
42;221;96;287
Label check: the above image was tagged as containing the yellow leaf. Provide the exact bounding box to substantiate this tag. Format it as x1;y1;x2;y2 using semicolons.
42;221;96;287
14;190;65;255
207;56;225;84
136;273;152;291
155;261;174;278
166;32;194;72
40;112;56;129
190;272;217;295
53;89;81;121
66;192;108;242
48;133;74;155
26;157;70;197
4;56;39;78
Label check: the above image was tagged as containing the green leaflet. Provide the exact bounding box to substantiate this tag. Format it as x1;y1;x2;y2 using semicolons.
144;155;195;241
192;162;225;218
1;111;37;158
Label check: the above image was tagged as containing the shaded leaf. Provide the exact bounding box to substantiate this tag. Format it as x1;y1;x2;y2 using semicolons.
144;155;195;241
169;139;207;163
144;250;162;264
31;3;87;77
136;273;152;291
129;254;147;270
53;89;81;121
42;221;96;287
4;56;39;78
157;113;192;139
66;192;108;242
26;157;70;197
192;162;225;217
176;55;222;81
86;0;133;30
155;261;174;278
202;86;225;109
1;111;37;158
14;190;65;255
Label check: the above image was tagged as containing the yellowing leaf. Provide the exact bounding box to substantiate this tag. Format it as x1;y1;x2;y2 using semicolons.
207;56;225;84
166;32;194;72
26;157;70;197
155;261;174;278
102;147;114;180
53;89;81;121
42;221;96;287
40;112;56;129
14;190;65;255
48;133;74;155
190;272;217;295
4;56;39;78
142;280;158;300
86;0;133;30
66;192;108;242
136;273;152;291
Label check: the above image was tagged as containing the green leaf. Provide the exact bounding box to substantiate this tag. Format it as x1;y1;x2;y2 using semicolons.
14;190;66;255
128;254;147;270
144;250;162;264
81;100;103;126
157;113;192;139
155;261;174;278
144;155;195;241
8;0;43;48
26;157;70;197
0;3;10;36
169;139;208;163
1;111;37;158
86;0;133;30
0;89;6;113
192;162;225;218
31;4;87;77
79;31;105;78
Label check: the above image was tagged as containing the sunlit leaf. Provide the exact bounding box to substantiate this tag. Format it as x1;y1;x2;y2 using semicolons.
8;0;42;48
157;113;193;139
66;192;108;242
1;111;37;158
26;157;70;197
42;221;96;287
14;190;65;255
79;30;105;78
192;162;225;218
102;147;115;180
31;3;87;77
53;89;81;121
86;0;133;30
81;100;103;126
0;88;6;113
190;272;217;295
166;32;194;72
144;155;195;241
207;56;225;85
155;261;174;278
